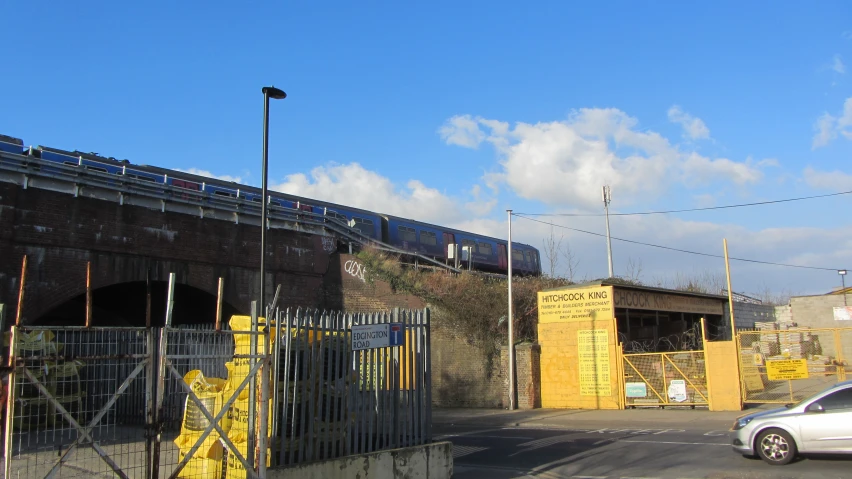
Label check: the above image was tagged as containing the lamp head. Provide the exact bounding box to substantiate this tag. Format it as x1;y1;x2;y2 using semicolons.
262;86;287;100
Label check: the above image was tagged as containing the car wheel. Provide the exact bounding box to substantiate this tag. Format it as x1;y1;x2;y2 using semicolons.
755;428;797;465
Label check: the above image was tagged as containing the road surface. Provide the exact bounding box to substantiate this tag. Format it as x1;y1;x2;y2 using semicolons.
434;411;850;479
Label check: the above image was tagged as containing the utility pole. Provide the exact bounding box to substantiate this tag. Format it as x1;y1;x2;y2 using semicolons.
602;185;614;278
507;209;515;410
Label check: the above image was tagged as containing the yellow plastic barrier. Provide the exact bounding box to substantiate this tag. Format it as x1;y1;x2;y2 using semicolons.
174;370;230;478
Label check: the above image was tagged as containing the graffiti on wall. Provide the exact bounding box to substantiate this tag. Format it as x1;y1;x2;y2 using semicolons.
344;259;367;282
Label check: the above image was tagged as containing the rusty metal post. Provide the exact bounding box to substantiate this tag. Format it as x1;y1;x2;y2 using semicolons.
15;255;27;326
215;277;225;331
85;262;92;328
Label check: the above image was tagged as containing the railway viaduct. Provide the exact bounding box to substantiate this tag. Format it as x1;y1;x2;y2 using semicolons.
0;167;423;327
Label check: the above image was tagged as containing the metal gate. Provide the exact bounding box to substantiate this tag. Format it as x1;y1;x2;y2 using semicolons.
621;350;709;408
2;307;432;478
737;327;851;404
3;327;154;479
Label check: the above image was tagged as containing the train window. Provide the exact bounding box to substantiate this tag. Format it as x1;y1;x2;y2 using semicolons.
86;166;108;173
63;161;78;167
512;250;524;262
251;197;262;203
213;190;235;198
352;217;374;235
398;226;417;243
420;231;437;246
328;212;348;222
525;251;533;263
477;242;492;255
462;239;476;248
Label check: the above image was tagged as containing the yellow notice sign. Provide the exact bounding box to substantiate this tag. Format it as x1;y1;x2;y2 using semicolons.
578;329;611;396
766;359;809;381
538;286;613;323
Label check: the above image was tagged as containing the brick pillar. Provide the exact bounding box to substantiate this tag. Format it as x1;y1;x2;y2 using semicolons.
501;343;541;409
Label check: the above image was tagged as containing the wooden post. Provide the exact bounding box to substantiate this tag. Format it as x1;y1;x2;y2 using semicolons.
85;262;92;328
723;239;737;341
15;255;27;326
215;277;224;331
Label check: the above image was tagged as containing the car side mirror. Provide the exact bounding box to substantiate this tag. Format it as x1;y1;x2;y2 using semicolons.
806;402;825;413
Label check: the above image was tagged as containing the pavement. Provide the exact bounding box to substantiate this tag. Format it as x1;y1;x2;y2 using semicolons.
432;406;851;479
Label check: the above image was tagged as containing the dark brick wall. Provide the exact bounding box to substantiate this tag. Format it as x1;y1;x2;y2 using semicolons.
431;325;504;408
319;254;426;312
0;182;331;324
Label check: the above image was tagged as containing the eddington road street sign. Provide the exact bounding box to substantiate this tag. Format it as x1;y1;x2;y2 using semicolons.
351;323;405;351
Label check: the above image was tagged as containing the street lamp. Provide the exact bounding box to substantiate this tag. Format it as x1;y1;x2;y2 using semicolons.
839;270;848;306
260;86;287;313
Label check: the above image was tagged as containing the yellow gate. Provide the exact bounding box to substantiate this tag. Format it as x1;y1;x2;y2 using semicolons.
622;351;709;408
737;327;851;404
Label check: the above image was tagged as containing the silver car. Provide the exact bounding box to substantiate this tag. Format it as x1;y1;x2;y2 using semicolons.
730;379;852;465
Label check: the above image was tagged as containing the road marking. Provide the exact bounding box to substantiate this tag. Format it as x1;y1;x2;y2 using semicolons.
621;439;729;446
452;445;488;458
571;476;608;479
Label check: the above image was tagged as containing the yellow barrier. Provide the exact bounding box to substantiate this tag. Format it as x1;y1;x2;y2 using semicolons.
173;370;230;479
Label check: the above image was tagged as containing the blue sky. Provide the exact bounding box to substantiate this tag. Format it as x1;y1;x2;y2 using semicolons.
3;1;852;298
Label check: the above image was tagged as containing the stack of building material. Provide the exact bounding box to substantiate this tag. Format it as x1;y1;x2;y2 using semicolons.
779;327;804;358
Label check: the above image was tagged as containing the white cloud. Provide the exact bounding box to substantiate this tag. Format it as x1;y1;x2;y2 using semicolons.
175;168;243;183
667;105;711;140
681;153;764;185
832;54;846;74
438;115;486;148
843;31;852;40
812;97;852;148
270;162;494;224
441;108;763;208
803;166;852;191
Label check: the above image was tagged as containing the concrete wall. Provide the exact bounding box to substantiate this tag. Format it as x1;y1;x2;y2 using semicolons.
724;301;776;330
268;441;453;479
789;294;852;362
790;294;852;328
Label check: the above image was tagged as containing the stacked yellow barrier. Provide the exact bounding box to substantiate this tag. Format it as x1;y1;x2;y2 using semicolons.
174;370;230;479
223;316;275;479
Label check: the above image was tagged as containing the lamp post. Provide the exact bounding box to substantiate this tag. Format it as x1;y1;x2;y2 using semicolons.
839;270;847;306
260;86;287;313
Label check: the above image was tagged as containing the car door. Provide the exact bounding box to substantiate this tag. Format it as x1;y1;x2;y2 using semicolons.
799;386;852;452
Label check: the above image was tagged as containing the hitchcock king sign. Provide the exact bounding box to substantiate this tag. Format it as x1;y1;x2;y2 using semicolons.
351;323;405;351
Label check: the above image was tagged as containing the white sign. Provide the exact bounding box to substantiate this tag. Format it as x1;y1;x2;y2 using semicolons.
668;379;688;403
351;323;405;351
833;306;852;321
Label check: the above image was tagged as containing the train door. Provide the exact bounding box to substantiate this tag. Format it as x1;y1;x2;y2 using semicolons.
442;232;455;262
497;244;507;271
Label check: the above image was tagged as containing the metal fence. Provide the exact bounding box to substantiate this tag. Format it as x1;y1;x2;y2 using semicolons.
3;327;154;479
737;327;851;404
2;307;433;478
275;308;432;465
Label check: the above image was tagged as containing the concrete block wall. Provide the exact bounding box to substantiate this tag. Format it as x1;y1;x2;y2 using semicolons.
724;301;777;330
